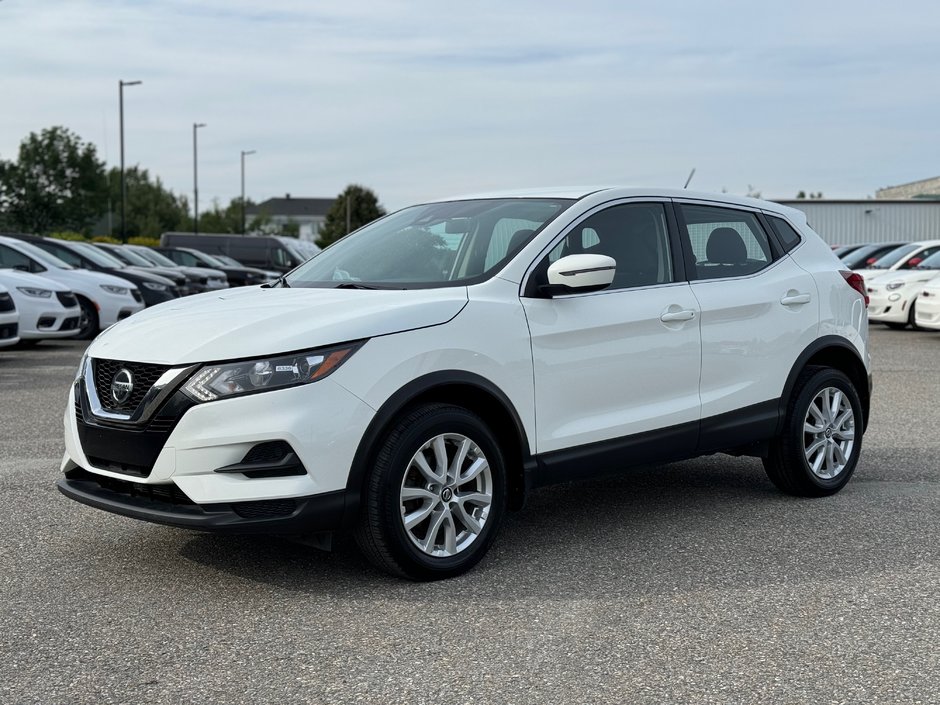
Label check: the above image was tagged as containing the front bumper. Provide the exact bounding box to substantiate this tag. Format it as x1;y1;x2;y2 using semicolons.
914;294;940;330
867;290;912;323
61;364;375;533
58;464;346;533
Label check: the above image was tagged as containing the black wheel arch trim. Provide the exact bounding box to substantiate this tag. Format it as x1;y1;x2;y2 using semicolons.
777;335;870;434
343;370;535;525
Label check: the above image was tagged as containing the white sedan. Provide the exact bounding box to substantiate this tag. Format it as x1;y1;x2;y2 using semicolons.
854;240;940;282
0;283;20;348
866;251;940;329
0;269;82;341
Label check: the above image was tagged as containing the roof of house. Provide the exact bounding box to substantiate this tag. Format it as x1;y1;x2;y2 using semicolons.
246;196;334;217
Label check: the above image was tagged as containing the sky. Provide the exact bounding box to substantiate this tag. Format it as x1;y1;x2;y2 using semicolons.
1;0;939;211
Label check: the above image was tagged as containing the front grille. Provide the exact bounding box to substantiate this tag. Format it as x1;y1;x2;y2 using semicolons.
0;293;14;312
92;358;172;412
0;323;17;340
56;291;78;309
37;317;55;329
231;499;297;519
86;455;151;478
131;289;143;303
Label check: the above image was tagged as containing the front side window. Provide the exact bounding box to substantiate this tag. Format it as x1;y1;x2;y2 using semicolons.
680;204;773;280
285;199;573;289
538;202;674;291
0;244;43;272
869;244;919;269
900;246;940;269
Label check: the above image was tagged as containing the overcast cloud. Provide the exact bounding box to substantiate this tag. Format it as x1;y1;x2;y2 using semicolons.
1;0;939;210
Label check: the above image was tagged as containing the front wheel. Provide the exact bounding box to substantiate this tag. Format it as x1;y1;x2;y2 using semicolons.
355;404;507;580
763;367;863;497
75;297;99;340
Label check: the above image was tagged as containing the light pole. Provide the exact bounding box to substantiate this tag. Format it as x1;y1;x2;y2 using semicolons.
240;150;256;234
118;79;142;242
192;122;206;234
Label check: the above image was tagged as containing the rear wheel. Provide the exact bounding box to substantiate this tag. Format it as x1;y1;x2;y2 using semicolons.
909;299;922;331
355;403;506;580
763;367;863;497
75;297;99;340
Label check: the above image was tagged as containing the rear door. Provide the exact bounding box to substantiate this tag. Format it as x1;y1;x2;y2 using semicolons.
674;201;818;448
521;199;702;477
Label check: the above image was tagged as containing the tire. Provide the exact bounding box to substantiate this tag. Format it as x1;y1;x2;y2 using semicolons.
355;403;507;580
909;299;921;331
763;366;863;497
884;321;906;330
75;297;99;340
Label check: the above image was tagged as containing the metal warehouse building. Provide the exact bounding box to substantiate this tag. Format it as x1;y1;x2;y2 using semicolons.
775;199;940;246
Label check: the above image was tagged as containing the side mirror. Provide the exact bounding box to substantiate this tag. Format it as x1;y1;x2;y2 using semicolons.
540;254;616;297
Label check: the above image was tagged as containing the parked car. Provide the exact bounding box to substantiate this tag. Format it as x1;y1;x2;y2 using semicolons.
155;247;270;287
913;276;940;330
58;188;871;580
0;236;144;339
854;241;940;281
123;245;228;294
866;250;940;329
160;232;316;273
90;243;189;294
7;236;179;307
0;283;19;348
0;269;82;342
832;244;866;257
841;242;908;270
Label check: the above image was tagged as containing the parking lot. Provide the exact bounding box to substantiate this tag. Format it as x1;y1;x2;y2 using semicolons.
0;327;937;704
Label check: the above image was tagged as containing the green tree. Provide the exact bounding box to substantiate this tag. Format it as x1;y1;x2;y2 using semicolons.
107;166;190;238
0;126;108;234
316;184;386;249
196;197;259;234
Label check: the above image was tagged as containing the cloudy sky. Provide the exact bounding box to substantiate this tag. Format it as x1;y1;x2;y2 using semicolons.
1;1;938;210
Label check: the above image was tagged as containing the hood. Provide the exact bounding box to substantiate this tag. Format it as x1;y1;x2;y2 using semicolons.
867;269;940;288
0;268;71;292
89;285;469;364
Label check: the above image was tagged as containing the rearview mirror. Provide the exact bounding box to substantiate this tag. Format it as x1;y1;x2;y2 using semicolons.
540;254;615;297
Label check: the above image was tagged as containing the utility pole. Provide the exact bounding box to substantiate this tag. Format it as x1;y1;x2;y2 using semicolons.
240;150;256;234
118;80;142;242
193;122;206;234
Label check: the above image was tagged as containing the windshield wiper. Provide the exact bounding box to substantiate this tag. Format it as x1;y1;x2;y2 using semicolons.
262;277;290;288
334;282;377;290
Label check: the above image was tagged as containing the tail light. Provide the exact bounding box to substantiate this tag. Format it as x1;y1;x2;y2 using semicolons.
841;271;869;306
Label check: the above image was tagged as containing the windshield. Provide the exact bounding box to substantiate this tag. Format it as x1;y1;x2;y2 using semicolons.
916;251;940;269
133;247;178;267
214;254;242;266
10;240;74;269
71;242;126;268
103;245;145;266
870;244;919;269
285;198;573;288
841;244;894;269
193;251;227;267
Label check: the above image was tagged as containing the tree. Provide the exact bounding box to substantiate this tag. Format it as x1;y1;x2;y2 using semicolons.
106;166;189;237
316;184;386;249
0;126;108;234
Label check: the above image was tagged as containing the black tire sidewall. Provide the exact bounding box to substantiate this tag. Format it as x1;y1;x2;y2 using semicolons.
76;298;99;340
789;369;863;493
377;406;506;578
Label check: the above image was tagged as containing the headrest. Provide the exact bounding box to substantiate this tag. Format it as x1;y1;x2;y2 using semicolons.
706;227;747;264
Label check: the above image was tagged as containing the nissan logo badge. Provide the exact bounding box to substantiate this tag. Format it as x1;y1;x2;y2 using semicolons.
111;369;134;405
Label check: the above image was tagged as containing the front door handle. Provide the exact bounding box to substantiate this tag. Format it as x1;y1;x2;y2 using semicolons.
660;309;696;323
780;292;811;306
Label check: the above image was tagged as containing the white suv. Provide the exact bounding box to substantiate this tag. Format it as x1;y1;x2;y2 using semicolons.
58;188;871;580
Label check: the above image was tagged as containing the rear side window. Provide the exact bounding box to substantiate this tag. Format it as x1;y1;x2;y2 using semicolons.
679;204;773;280
767;216;802;252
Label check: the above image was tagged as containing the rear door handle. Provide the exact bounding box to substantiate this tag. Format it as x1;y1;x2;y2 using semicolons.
780;292;811;306
660;309;696;322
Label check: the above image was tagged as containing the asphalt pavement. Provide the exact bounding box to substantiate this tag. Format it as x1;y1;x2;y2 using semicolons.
1;328;938;704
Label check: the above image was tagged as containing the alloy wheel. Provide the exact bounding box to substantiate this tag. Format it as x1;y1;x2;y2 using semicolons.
803;386;856;479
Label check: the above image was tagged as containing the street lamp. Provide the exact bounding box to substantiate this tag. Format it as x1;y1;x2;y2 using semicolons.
240;150;256;234
118;79;142;242
192;122;206;234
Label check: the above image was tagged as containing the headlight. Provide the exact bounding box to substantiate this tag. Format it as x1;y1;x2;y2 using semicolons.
181;342;364;402
16;286;52;298
100;285;130;295
142;282;168;291
885;281;904;290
